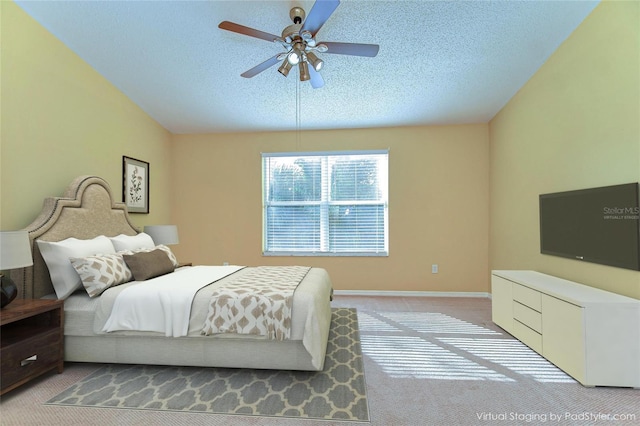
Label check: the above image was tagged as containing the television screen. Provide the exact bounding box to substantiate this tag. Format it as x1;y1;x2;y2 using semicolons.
539;183;640;271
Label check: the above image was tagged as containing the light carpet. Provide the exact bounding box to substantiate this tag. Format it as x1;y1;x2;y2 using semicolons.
46;308;369;422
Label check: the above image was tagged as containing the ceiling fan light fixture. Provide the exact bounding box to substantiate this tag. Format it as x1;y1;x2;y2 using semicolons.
299;60;310;81
288;41;306;65
287;50;300;65
306;51;323;71
278;60;293;77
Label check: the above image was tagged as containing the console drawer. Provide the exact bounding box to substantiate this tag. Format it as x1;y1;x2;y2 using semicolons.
513;319;543;354
513;301;542;333
513;283;541;311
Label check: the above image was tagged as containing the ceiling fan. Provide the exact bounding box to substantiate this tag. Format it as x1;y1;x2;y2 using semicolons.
218;0;379;89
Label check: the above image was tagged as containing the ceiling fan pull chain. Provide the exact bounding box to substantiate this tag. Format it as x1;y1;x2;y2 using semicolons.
296;78;301;150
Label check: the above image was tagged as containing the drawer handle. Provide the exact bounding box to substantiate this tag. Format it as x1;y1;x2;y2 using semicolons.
20;355;37;367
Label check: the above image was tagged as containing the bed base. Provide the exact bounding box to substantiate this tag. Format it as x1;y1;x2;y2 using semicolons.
66;334;325;371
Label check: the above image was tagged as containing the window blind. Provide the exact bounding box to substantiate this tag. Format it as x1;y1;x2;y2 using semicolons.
262;150;388;256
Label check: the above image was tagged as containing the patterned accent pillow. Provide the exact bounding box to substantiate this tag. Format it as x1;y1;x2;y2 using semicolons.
70;253;133;297
118;244;179;268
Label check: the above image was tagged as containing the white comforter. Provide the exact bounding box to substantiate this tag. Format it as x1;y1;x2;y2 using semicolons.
102;265;244;337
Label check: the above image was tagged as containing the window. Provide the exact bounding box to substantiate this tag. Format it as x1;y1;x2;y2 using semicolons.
262;150;389;256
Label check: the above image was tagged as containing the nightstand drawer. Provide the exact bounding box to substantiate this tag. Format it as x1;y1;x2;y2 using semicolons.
513;301;542;333
1;329;62;390
513;283;541;311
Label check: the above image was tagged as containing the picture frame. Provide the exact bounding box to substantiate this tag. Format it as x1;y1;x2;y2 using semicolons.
122;156;149;214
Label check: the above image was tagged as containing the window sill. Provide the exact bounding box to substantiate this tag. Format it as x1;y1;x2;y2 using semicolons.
262;251;388;257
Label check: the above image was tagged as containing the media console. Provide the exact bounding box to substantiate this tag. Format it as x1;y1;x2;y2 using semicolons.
491;270;640;388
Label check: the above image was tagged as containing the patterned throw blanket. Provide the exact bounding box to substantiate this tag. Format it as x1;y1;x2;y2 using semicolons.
201;266;311;340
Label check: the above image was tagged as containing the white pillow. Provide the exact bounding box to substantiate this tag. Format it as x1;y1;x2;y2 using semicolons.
37;236;116;299
109;233;155;252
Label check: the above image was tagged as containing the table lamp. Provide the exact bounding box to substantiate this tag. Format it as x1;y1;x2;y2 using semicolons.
1;231;34;308
144;225;179;246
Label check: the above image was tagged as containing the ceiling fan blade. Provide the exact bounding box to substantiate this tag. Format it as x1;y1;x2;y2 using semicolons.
301;0;340;37
219;21;280;43
241;55;282;78
320;41;380;57
309;66;324;89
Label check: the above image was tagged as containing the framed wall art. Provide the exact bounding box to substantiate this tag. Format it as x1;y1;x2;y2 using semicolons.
122;156;149;214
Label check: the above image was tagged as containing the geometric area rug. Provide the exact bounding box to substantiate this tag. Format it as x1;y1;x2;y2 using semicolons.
46;308;369;422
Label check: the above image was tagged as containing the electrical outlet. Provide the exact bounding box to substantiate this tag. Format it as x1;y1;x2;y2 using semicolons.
223;261;229;266
431;264;438;274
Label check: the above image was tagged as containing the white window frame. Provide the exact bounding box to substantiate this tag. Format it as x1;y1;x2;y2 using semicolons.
262;150;389;257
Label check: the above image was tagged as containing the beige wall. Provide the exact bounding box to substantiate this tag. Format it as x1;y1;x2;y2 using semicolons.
171;125;490;292
1;2;172;231
2;1;490;294
489;1;640;298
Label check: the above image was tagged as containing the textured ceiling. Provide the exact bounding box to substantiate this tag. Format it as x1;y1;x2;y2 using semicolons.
16;0;599;134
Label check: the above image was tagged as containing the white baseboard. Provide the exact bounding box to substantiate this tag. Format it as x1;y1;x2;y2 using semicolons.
333;290;491;298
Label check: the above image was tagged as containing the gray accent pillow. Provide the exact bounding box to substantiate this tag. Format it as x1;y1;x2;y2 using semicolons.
118;244;179;268
122;249;175;281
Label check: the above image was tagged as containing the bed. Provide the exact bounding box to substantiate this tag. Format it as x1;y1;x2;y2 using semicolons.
11;176;333;371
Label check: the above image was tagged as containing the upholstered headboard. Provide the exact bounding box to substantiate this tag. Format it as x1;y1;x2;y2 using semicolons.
12;176;139;299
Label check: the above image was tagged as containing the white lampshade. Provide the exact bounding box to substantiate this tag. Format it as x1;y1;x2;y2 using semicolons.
0;230;34;270
144;225;179;246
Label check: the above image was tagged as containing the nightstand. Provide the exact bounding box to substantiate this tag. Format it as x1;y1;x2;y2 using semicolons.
0;299;64;395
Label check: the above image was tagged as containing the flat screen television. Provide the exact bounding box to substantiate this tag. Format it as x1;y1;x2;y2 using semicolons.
539;182;640;271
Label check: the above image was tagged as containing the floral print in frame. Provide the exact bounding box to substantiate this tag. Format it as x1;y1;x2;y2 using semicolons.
122;156;149;213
